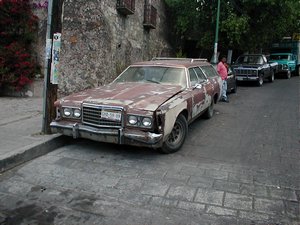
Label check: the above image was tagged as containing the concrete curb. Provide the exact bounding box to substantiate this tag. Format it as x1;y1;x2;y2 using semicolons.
0;134;68;173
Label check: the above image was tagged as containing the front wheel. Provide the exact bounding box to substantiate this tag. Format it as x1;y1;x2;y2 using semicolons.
286;70;291;79
268;71;274;82
257;75;264;86
160;114;188;154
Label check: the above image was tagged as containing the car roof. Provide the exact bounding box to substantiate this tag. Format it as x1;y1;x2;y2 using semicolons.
130;58;211;68
239;54;264;56
271;53;291;55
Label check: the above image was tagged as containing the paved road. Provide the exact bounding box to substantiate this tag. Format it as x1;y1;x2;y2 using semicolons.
0;77;299;225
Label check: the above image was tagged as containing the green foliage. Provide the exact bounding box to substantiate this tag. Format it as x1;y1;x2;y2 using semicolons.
221;12;249;47
0;0;38;90
165;0;300;54
175;49;186;58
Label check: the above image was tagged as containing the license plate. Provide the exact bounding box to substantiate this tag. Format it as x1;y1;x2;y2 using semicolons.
101;110;121;121
236;77;244;81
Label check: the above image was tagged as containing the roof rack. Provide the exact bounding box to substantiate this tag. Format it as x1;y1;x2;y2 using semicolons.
151;57;207;63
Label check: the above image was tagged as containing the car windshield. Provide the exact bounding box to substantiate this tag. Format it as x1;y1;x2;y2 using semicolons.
270;55;289;60
113;66;187;88
236;55;264;64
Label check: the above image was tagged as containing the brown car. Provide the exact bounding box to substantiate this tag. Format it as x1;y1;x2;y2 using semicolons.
50;58;222;153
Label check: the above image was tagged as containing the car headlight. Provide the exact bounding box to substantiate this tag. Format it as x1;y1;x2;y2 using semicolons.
282;64;288;69
142;117;152;127
128;115;138;125
73;109;81;118
63;108;72;117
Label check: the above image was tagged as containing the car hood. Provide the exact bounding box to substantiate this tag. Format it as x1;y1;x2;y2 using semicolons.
232;64;261;69
269;59;290;64
59;82;183;112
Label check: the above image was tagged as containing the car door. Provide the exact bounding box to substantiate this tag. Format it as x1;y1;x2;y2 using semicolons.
188;68;206;118
262;55;271;77
290;54;296;71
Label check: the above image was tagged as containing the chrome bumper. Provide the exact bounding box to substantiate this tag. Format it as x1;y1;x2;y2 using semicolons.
236;76;259;81
50;121;163;148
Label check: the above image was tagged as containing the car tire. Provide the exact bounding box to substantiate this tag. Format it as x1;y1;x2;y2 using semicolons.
204;99;214;119
160;114;188;154
231;81;237;93
257;75;264;86
268;71;274;82
286;70;291;79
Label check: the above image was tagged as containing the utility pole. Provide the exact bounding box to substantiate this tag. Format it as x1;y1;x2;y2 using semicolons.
42;0;58;134
211;0;221;64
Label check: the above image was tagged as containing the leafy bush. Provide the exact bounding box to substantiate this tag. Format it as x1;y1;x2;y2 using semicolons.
0;0;38;91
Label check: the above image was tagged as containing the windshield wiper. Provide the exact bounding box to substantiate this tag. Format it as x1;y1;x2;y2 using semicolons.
145;79;160;84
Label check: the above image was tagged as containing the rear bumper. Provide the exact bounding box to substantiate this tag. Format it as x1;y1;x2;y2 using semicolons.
50;121;163;148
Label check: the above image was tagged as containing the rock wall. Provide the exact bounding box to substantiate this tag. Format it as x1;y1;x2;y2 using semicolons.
31;0;48;78
59;0;173;95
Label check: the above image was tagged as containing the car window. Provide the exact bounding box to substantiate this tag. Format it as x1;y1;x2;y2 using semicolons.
113;66;187;88
201;65;219;78
237;55;264;64
188;68;199;86
194;67;207;82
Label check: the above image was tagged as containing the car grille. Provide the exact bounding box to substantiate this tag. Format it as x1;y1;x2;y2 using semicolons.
278;64;283;70
234;69;257;76
82;103;123;128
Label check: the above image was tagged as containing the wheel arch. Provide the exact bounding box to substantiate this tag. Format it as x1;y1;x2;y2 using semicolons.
213;93;219;104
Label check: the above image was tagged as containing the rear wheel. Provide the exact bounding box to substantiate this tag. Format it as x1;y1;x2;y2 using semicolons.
160;114;188;154
231;81;237;93
204;99;214;119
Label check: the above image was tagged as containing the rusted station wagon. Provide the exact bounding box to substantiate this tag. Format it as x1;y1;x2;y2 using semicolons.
50;58;222;153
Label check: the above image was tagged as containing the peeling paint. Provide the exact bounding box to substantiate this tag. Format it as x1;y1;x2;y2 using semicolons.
53;61;221;150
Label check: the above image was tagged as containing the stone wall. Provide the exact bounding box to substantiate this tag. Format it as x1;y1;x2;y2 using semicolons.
31;0;48;77
59;0;173;95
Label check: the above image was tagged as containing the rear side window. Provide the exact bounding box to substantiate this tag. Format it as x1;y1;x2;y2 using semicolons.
201;65;219;78
188;68;199;86
194;67;207;82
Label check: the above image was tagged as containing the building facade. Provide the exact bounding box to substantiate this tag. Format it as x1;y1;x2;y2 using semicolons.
33;0;172;95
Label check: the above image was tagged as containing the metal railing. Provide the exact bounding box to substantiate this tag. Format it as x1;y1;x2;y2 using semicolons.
116;0;135;15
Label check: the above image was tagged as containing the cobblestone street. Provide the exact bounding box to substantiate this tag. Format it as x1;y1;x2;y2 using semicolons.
0;77;299;224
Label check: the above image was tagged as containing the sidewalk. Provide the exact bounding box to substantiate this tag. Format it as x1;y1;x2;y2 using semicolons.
0;97;67;173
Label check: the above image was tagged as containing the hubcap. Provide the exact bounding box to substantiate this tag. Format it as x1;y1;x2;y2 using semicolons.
167;121;183;145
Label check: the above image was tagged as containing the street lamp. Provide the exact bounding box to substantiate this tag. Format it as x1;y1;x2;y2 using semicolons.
211;0;220;64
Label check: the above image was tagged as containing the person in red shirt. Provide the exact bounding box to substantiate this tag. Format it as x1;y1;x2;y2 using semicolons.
217;56;229;102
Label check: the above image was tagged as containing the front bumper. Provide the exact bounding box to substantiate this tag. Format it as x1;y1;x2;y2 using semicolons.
236;75;259;81
277;68;289;73
50;121;163;148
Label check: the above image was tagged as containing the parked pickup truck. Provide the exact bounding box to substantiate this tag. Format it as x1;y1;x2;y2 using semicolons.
232;54;278;86
269;53;296;79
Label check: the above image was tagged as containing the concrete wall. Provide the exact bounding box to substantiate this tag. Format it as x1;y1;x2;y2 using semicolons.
58;0;173;95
